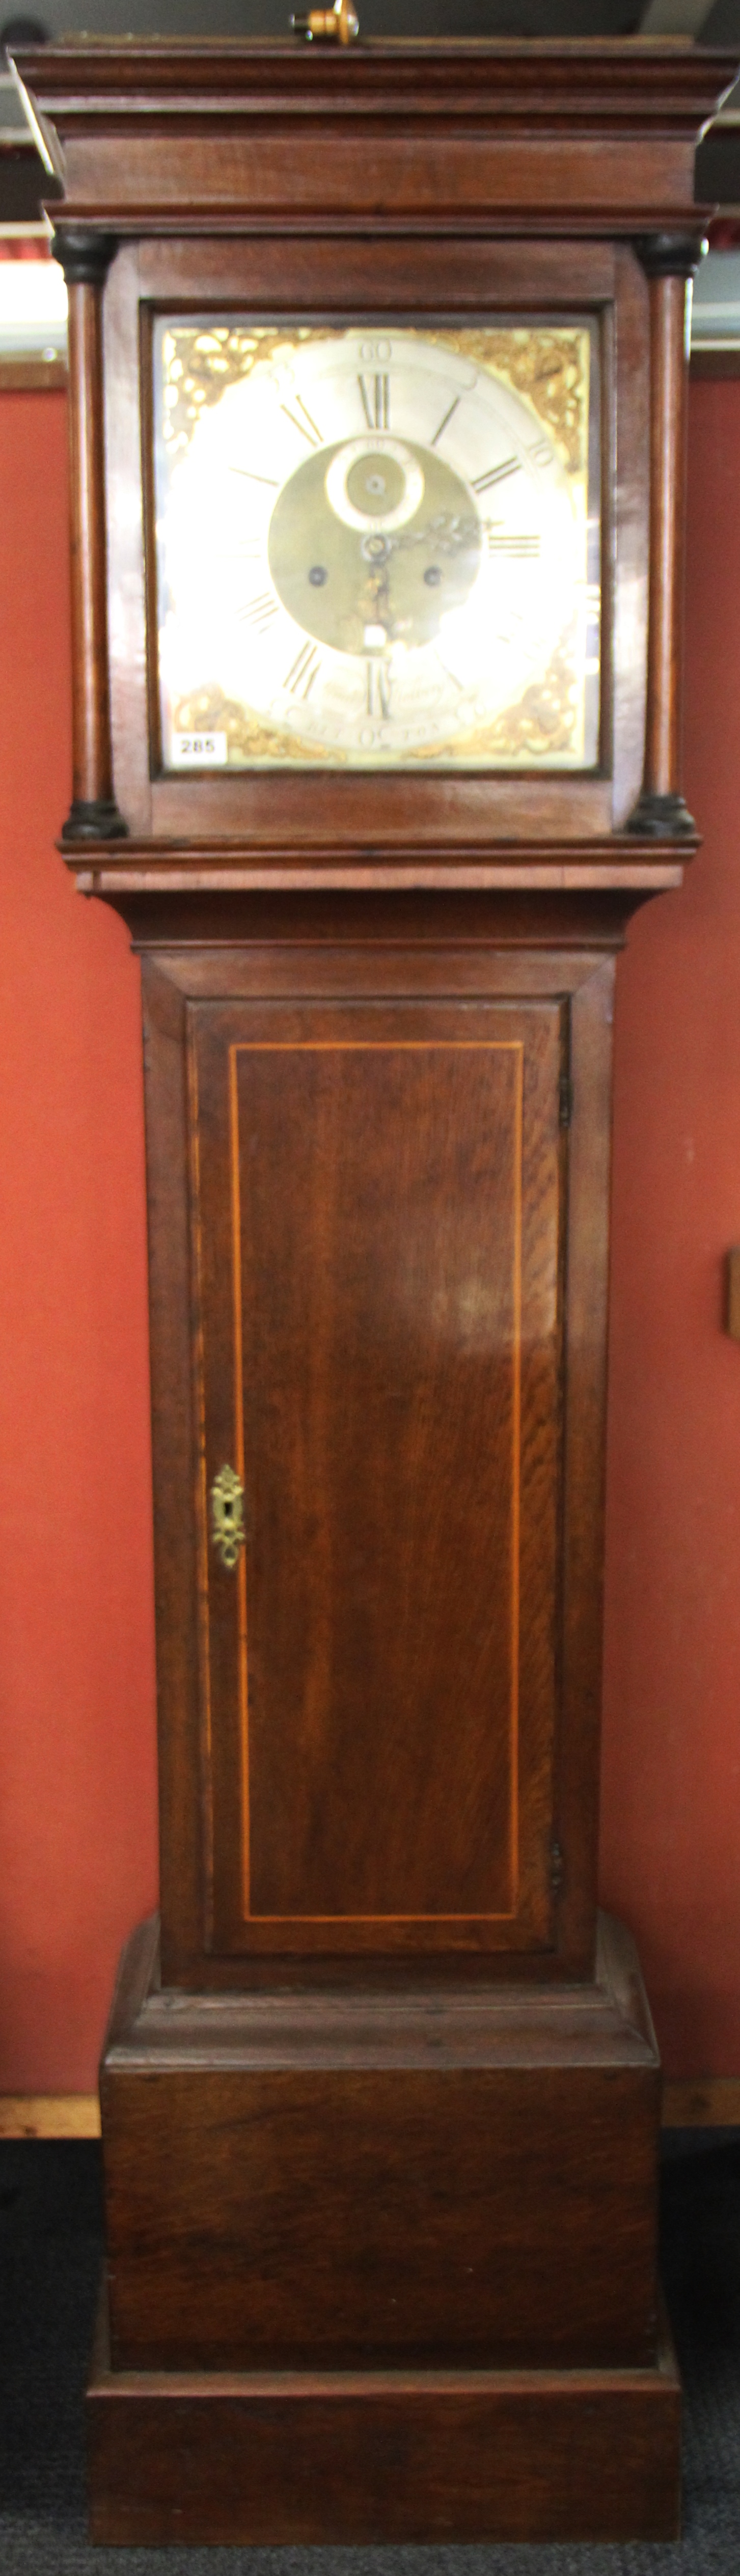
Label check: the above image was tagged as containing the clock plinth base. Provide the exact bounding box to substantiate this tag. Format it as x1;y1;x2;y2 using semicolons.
90;1910;680;2540
87;2288;681;2547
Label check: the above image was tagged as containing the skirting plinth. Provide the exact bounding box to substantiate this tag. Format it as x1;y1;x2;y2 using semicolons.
89;1909;681;2540
87;2287;681;2546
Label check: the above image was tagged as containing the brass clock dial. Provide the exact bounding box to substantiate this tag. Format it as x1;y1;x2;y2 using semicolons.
153;320;600;772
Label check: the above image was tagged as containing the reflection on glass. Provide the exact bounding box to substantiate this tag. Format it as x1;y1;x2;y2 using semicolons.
152;317;600;773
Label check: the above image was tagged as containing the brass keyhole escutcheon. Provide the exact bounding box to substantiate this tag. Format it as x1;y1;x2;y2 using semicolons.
210;1465;245;1571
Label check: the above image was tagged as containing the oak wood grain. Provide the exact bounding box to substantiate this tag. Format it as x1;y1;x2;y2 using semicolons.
193;999;561;1955
135;906;631;1985
74;855;688;899
20;37;736;246
100;1910;662;2373
87;2284;681;2546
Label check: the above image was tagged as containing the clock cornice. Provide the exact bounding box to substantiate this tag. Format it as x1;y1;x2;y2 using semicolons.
14;37;738;236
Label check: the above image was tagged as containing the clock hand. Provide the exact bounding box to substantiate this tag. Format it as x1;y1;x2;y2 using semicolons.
363;512;480;562
362;561;396;640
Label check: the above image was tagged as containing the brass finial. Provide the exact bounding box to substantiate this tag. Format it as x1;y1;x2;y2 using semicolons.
290;0;359;41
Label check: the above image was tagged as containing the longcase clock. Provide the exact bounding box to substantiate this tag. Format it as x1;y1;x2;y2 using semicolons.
17;26;737;2546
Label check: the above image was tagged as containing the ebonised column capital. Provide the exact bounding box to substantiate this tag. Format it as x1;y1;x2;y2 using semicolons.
634;232;706;282
51;228;119;290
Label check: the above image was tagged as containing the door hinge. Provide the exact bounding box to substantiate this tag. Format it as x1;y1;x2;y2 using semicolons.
550;1839;565;1897
559;1074;573;1128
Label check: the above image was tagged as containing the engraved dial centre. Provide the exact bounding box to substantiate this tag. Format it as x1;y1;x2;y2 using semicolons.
268;436;483;658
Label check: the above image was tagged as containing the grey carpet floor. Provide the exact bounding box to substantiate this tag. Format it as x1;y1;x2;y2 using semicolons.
1;2133;739;2573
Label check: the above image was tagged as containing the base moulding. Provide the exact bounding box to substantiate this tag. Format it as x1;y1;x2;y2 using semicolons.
87;2287;681;2547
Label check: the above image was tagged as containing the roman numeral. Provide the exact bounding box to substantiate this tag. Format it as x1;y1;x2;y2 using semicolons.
487;532;541;558
359;374;390;431
285;641;321;700
236;591;279;631
229;467;279;487
431;394;461;448
280;395;323;449
472;457;521;495
366;660;392;719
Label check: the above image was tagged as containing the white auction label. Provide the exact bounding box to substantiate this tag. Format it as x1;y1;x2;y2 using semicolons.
172;731;228;767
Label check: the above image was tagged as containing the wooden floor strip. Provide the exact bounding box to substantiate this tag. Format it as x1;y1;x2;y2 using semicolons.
0;2094;101;2138
662;2077;740;2128
0;2082;738;2139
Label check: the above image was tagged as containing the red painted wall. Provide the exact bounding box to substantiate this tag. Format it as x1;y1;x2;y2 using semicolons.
0;392;157;2091
1;378;739;2091
600;376;740;2079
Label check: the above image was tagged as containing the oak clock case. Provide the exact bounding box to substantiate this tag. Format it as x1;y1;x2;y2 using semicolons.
19;25;734;2552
